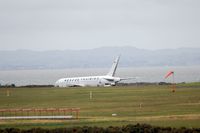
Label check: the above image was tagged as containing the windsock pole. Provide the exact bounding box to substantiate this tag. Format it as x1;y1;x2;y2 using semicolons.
165;71;176;93
172;72;176;92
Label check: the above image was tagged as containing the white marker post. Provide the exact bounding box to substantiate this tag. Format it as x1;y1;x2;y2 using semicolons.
139;103;142;108
90;91;92;100
6;89;10;97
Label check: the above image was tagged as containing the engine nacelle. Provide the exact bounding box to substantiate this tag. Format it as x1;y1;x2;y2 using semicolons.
114;77;121;82
111;82;116;86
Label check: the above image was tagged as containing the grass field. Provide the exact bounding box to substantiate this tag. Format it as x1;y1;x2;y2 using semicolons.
0;84;200;129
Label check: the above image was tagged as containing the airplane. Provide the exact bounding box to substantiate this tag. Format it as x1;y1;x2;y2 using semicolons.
55;56;134;87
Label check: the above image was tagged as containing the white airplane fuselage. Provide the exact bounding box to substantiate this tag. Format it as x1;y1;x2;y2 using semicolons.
55;56;129;87
55;76;121;87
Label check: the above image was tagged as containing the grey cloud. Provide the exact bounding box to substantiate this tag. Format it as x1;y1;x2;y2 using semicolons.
0;0;200;50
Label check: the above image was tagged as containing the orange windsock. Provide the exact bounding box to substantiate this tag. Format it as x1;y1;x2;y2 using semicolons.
165;71;174;79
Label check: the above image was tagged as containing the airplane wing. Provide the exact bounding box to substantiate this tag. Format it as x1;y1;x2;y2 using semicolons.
103;77;139;82
120;77;140;81
103;77;115;81
69;84;85;87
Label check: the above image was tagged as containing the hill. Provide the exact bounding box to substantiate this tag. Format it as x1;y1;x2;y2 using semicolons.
0;46;200;70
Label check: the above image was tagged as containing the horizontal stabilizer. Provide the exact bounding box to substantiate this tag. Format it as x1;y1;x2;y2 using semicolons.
120;77;139;81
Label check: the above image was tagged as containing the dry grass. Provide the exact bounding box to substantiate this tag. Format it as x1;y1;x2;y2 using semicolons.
0;85;200;128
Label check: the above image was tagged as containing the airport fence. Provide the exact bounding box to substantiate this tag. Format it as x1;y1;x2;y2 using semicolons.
0;108;80;120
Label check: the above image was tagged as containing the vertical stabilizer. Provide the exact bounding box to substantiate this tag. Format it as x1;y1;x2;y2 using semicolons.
107;56;120;77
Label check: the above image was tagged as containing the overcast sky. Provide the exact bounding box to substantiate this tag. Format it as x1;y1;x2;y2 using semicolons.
0;0;200;51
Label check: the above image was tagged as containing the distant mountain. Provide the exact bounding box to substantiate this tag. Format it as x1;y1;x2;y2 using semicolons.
0;46;200;70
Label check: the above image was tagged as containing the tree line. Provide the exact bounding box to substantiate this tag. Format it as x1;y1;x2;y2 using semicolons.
0;123;199;133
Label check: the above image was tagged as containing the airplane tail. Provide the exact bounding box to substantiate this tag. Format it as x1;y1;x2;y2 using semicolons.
107;55;120;77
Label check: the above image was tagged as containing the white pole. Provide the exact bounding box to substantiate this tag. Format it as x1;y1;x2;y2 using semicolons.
90;91;92;100
172;72;175;92
139;103;142;108
6;89;10;97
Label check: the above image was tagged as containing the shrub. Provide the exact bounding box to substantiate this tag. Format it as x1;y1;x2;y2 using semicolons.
0;124;200;133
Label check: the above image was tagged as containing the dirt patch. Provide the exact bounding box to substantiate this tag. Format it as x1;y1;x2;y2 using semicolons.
83;114;200;122
134;114;200;121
